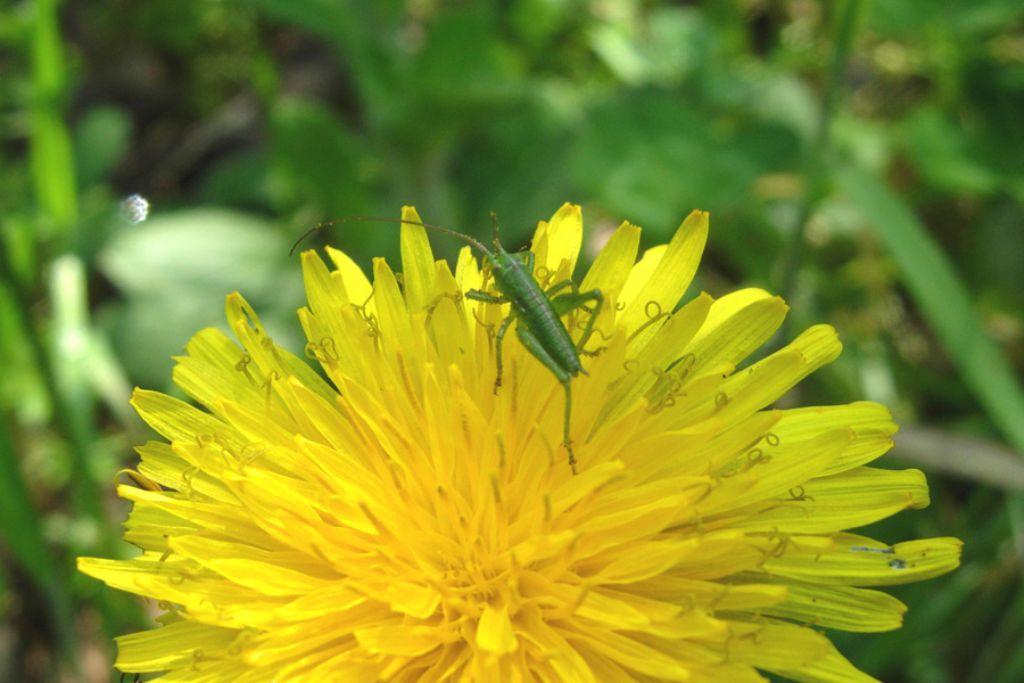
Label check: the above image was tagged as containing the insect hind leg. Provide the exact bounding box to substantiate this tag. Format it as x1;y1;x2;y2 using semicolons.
562;380;577;475
514;325;578;474
493;315;514;394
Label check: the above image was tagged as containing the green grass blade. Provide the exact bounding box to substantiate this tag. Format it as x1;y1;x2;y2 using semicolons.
838;165;1024;452
0;415;57;603
0;416;80;676
30;0;77;232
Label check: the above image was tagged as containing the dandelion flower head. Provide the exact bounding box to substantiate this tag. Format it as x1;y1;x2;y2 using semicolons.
80;204;961;681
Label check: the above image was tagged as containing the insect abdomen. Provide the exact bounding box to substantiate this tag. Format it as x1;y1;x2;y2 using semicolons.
492;253;581;377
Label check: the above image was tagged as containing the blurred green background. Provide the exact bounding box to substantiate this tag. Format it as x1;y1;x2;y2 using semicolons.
2;0;1023;680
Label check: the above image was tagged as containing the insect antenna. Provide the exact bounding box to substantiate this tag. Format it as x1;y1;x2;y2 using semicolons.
489;211;502;250
290;216;492;257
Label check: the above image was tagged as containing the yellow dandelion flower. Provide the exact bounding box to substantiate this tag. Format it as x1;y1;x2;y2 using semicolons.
80;204;961;682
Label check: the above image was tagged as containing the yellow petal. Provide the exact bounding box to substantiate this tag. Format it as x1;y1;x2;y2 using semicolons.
699;429;851;515
325;245;372;305
477;604;518;654
517;608;598;683
454;244;482;290
774;402;897;474
372;257;415;357
131;388;236;447
171;327;255;412
532;202;583;279
355;624;441;656
512;530;579;566
673;324;843;432
276;583;366;620
770;639;880;683
594;293;712;430
685;293;788;376
384;580;440;619
123;504;199;551
728;622;830;671
135;441;235;502
563;623;692;681
618;244;665;314
764;534;963;586
400;205;436;311
170;536;333;596
690;287;775;343
763;582;907;632
114;619;240;672
723;467;930;534
618;209;709;347
300;250;378;383
77;553;270;616
629;575;788;612
580;220;641;296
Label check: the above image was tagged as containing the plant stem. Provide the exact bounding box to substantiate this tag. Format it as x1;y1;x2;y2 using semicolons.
0;256;83;678
775;0;862;308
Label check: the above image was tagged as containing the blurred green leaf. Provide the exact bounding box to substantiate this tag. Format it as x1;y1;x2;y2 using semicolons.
199;148;273;208
588;7;707;86
902;107;1000;195
509;0;576;47
86;330;140;436
73;106;132;189
970;201;1024;309
98;209;304;387
451;105;573;241
571;91;799;231
243;0;353;42
839;165;1024;452
413;8;519;102
748;72;821;145
871;0;1024;37
100;209;291;301
270;99;371;218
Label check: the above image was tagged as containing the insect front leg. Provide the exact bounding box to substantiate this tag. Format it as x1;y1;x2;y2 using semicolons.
550;288;605;353
465;289;507;305
514;325;578;475
466;289;513;393
513;250;535;275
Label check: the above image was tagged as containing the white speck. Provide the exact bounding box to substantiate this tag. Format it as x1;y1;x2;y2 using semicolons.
120;194;150;224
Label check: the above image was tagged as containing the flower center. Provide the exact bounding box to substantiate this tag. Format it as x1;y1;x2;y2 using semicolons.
436;547;514;620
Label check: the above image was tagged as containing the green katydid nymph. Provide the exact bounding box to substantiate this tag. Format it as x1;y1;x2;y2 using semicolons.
293;214;603;474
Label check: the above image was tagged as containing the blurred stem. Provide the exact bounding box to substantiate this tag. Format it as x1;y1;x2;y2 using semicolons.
775;0;862;312
30;0;77;233
49;256;107;541
0;246;108;544
0;260;85;678
892;425;1024;492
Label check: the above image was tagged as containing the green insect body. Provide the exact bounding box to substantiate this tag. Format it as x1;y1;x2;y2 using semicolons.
295;214;603;474
465;229;604;475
